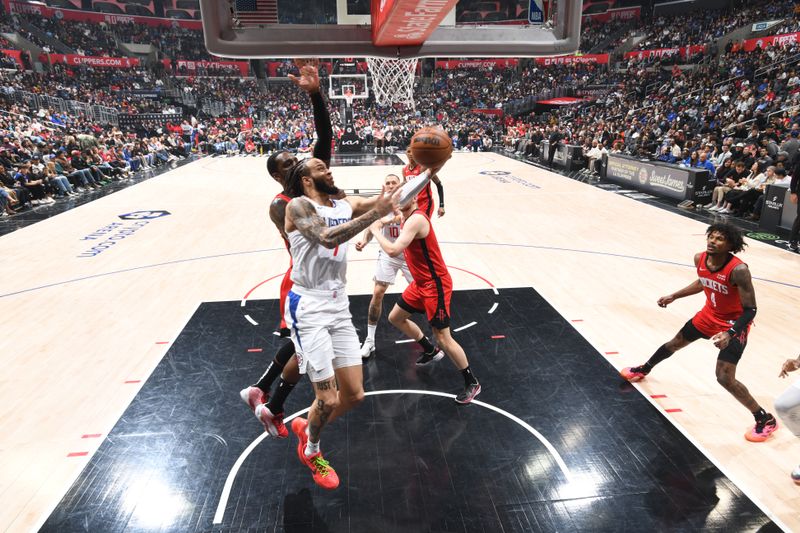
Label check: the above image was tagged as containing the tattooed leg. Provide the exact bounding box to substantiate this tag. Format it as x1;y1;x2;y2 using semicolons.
368;282;388;325
307;377;339;444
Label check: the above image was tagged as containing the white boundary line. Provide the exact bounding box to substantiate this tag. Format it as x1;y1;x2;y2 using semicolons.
212;388;572;525
488;302;499;314
30;301;202;533
244;314;258;326
453;321;477;333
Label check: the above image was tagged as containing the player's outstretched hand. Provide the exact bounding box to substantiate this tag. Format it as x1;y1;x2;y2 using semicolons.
779;357;800;378
375;183;401;217
355;240;367;252
437;206;445;218
657;294;675;307
288;59;320;94
711;331;731;349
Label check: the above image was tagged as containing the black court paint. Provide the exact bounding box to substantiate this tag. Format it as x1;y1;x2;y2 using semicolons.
42;288;778;532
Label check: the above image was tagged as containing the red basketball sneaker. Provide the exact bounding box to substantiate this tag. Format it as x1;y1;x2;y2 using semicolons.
745;415;778;442
255;404;288;438
239;386;268;413
620;366;649;382
303;453;340;490
291;417;339;490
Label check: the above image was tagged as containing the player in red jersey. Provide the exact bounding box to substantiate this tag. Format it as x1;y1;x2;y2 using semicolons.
369;180;481;404
621;223;778;442
240;60;333;437
403;147;445;218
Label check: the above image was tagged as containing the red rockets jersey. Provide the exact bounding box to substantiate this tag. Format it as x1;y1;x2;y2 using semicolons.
696;252;744;321
402;163;434;217
402;210;449;285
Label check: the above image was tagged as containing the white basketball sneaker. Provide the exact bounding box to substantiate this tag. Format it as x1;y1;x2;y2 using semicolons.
360;338;376;359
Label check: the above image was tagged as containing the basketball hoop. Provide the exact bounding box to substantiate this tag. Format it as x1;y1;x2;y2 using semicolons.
366;57;418;109
344;90;354;107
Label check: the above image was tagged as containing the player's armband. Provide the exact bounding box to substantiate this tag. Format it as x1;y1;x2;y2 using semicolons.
728;306;757;336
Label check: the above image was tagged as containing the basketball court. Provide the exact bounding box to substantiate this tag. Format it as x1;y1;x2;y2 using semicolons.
1;151;798;531
1;0;800;531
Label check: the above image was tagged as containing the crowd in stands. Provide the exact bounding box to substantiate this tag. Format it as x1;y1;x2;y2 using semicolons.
505;36;800;223
633;0;798;51
2;0;800;228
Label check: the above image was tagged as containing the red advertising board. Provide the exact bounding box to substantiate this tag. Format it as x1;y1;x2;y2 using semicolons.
582;6;641;23
163;59;250;77
471;108;503;116
740;31;800;52
534;54;610;66
1;49;23;68
7;0;203;30
371;0;457;47
624;45;707;60
43;54;141;68
435;59;519;70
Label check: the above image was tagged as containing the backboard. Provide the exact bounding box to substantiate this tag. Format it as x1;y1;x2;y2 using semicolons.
199;0;581;59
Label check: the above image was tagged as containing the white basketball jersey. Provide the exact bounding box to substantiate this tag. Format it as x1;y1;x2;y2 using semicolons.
288;197;352;291
381;214;402;243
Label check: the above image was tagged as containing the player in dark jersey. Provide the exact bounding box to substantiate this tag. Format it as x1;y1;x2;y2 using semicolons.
403;147;445;218
621;223;778;442
369;183;481;404
240;60;333;438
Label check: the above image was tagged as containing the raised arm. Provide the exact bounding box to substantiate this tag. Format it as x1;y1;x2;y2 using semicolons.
288;60;332;166
286;191;398;249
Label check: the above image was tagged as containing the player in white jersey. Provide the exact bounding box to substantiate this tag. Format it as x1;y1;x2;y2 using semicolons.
283;157;400;490
776;353;800;485
354;174;412;358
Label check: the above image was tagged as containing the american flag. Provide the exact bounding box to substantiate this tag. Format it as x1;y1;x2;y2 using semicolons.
234;0;278;25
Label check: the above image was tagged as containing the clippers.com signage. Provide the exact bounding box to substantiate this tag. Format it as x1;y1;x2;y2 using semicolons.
43;54;140;68
582;6;641;23
624;45;707;60
435;59;519;70
534;54;610;66
163;59;250;77
6;0;203;30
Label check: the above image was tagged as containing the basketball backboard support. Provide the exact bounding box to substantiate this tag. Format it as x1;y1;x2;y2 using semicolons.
199;0;581;59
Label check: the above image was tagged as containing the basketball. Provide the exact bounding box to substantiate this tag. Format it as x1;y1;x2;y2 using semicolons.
410;127;453;168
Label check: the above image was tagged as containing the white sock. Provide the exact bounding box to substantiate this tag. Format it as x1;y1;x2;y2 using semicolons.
367;324;377;342
305;439;320;457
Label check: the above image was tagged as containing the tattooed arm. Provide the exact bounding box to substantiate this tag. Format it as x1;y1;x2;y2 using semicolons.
285;189;399;249
269;196;289;242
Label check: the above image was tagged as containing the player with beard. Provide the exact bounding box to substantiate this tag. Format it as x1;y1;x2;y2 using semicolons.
240;60;332;438
282;156;403;489
621;223;778;442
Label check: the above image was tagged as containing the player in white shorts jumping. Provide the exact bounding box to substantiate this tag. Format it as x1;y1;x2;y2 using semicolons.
282;157;402;490
776;353;800;485
354;173;413;359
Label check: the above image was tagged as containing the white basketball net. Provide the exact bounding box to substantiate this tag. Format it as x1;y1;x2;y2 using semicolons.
366;57;418;109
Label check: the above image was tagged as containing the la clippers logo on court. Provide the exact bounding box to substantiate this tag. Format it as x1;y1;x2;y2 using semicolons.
77;211;171;258
118;210;171;220
480;170;541;189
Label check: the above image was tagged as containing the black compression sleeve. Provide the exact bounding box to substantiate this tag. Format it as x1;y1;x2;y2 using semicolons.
310;91;332;166
435;180;444;207
729;306;757;335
